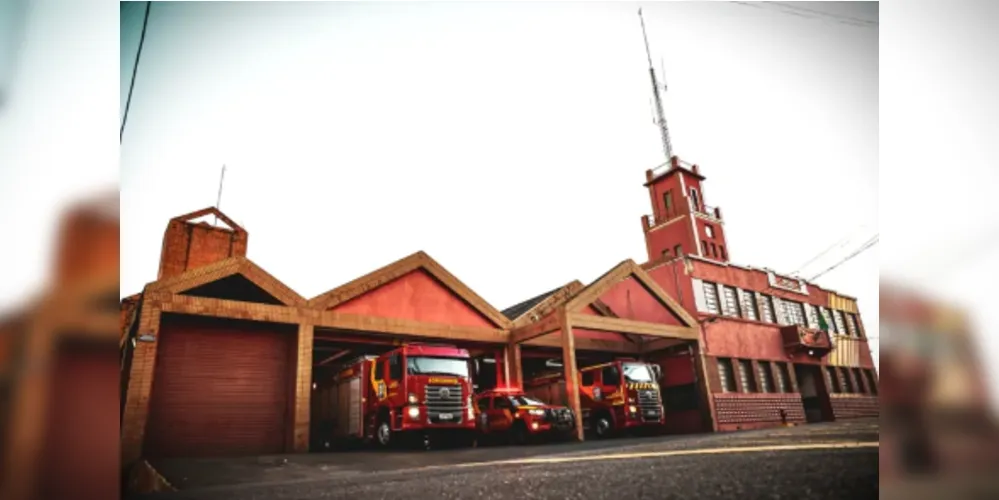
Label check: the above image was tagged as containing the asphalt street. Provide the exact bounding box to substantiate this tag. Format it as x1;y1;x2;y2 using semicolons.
135;420;879;500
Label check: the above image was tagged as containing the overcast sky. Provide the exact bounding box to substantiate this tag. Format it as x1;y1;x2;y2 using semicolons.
119;1;879;362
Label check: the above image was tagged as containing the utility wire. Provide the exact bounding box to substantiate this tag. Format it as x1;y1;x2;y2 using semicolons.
809;234;879;281
121;1;151;143
729;1;876;29
770;2;878;26
791;227;865;276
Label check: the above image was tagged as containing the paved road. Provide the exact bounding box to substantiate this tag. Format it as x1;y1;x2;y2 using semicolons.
135;420;879;500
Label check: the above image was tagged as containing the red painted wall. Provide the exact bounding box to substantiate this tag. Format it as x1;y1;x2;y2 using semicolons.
572;328;631;343
645;260;697;316
331;270;494;328
645;220;695;262
598;276;685;326
578;305;603;316
702;320;787;361
694;218;729;262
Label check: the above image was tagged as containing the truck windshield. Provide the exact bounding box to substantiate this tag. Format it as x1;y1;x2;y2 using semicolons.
509;396;547;407
406;356;469;378
623;363;654;383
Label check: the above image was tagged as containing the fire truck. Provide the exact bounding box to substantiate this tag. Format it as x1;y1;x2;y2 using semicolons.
524;359;664;438
314;343;477;449
474;387;576;444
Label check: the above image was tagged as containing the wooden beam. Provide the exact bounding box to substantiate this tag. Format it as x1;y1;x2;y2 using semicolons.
317;350;352;366
316;311;508;344
641;337;690;353
506;343;523;387
563;260;634;313
560;310;584;442
510;281;584;328
154;294;307;325
568;313;698;340
509;313;562;344
525;333;639;354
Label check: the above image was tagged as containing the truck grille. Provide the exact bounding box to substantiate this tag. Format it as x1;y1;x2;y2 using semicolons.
424;385;464;424
546;408;574;428
637;389;662;422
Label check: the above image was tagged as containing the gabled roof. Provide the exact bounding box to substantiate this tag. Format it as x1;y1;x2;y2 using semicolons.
145;256;306;306
565;259;697;328
501;280;584;322
308;251;511;329
501;286;565;321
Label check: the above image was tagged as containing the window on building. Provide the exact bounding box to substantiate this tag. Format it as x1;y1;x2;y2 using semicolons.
841;368;855;393
711;243;718;258
825;367;841;393
775;362;792;393
806;304;820;329
740;289;759;321
782;299;806;327
852;368;865;394
702;281;720;314
820;307;837;334
758;294;776;323
674;244;683;257
705;224;714;238
662;249;671;259
690;188;701;212
663;190;674;216
865;369;878;395
718;358;737;393
847;313;861;338
833;310;848;336
757;361;775;393
719;246;727;260
773;297;790;325
702;240;710;256
737;359;758;393
721;286;741;317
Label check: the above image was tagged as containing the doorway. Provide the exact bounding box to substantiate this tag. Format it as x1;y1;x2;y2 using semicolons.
793;364;834;423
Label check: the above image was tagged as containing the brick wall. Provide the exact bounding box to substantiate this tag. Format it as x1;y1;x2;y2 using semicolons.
712;393;806;430
829;394;879;419
157;220;248;281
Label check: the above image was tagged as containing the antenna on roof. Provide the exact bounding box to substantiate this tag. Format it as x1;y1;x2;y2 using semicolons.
214;164;226;227
638;8;673;163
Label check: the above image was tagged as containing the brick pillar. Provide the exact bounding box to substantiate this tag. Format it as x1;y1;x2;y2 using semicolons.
560;311;584;441
291;323;314;452
693;344;718;432
121;305;162;465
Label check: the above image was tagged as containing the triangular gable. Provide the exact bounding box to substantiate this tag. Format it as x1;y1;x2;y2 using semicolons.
170;207;246;234
146;257;306;306
564;259;697;328
308;251;511;329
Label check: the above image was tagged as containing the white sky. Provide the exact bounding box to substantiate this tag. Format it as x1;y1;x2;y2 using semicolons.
119;2;879;361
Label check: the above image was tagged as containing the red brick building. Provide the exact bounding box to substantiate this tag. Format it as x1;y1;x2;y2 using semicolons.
637;157;879;431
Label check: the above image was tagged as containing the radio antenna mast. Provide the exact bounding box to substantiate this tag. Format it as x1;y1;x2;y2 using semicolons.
639;8;673;162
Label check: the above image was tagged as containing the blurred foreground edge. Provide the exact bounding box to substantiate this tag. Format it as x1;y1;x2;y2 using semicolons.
879;281;999;498
0;190;121;500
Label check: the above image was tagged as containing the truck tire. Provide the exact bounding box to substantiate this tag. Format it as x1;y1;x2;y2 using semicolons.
593;412;613;439
375;417;393;448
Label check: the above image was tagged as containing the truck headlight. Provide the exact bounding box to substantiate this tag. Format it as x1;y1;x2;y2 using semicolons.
467;396;474;419
408;393;418;404
529;409;545;417
628;405;638;414
407;406;420;419
628;397;636;404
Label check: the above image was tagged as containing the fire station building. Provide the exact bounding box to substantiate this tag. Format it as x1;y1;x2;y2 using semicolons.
120;156;878;465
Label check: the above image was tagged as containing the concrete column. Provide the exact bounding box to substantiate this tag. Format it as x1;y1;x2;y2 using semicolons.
560;310;584;442
505;343;522;388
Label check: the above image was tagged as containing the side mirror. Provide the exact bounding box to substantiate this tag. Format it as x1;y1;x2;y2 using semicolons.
652;364;663;381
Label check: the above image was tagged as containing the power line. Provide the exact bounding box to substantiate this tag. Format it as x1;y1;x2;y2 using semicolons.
791;227;865;276
729;1;876;29
770;2;878;26
809;234;879;281
121;1;151;143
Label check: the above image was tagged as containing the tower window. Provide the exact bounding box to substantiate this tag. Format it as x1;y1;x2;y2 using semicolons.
705;224;714;238
701;241;709;256
690;188;701;212
711;243;718;258
719;246;727;260
663;190;674;217
674;244;683;257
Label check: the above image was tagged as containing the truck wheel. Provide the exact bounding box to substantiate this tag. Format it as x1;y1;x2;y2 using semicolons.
594;414;613;439
375;419;392;448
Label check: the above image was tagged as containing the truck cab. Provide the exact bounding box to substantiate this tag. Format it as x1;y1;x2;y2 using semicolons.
474;388;575;444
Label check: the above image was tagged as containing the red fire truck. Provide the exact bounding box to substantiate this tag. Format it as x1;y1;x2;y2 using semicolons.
315;343;477;449
474;387;576;444
524;359;664;438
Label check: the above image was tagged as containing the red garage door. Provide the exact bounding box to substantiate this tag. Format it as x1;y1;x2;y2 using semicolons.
144;315;292;458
